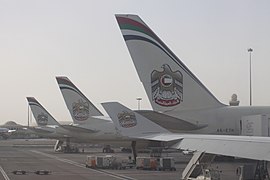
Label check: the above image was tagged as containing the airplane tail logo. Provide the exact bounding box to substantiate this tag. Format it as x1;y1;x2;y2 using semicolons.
117;111;137;128
72;99;90;121
37;113;48;126
151;64;183;107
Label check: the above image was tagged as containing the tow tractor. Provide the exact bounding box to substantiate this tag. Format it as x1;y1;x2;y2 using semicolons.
102;145;114;153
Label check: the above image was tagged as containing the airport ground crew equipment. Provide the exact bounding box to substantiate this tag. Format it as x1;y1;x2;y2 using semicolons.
157;157;176;171
136;157;158;170
102;145;114;153
85;155;130;170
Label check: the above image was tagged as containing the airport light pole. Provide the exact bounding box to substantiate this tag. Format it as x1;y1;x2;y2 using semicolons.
27;104;29;127
248;48;253;106
136;97;142;110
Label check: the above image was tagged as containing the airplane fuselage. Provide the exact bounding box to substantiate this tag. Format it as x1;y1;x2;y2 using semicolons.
166;105;270;135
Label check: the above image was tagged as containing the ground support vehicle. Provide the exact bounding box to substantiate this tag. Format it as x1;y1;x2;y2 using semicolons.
157;157;176;171
86;155;131;170
136;157;157;170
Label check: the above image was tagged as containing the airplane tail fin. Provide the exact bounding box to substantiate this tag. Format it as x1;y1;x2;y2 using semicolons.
56;76;103;124
26;97;60;126
101;102;169;137
115;14;225;112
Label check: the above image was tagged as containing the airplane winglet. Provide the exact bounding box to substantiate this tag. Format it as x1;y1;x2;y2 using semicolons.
101;102;170;138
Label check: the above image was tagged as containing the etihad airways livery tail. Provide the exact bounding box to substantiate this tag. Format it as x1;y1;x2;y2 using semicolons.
26;97;70;138
115;14;270;135
56;77;111;127
115;14;224;112
27;97;60;127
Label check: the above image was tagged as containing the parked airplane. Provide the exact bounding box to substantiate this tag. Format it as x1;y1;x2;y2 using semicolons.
115;14;270;135
102;101;270;179
56;76;154;155
27;97;100;151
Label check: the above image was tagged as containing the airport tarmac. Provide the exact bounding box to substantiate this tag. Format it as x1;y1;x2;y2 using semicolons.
0;139;259;180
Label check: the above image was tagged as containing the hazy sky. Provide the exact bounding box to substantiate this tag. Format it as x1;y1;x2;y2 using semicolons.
1;0;270;125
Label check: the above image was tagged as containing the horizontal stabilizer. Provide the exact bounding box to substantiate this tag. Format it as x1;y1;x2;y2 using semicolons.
61;125;99;133
28;127;55;134
136;110;207;132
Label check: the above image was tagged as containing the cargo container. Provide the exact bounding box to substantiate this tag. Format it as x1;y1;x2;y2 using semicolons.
85;155;96;168
86;155;131;170
157;157;176;171
136;157;157;170
96;155;115;168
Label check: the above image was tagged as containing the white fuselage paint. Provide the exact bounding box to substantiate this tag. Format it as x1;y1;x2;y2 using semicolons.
166;106;270;135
